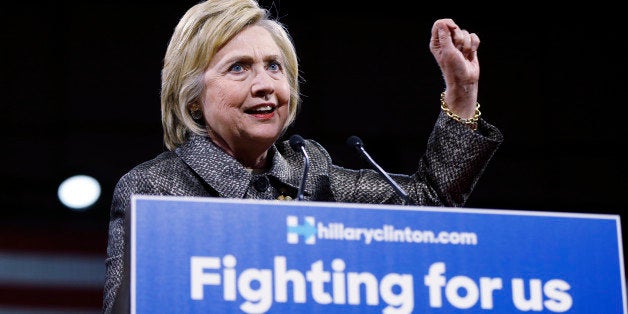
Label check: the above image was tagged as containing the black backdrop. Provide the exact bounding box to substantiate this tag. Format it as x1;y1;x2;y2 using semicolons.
1;0;625;303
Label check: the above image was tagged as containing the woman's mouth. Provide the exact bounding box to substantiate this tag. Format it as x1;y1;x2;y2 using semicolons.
245;105;276;119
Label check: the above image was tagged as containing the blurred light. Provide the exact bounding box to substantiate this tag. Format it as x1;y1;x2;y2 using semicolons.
57;175;101;210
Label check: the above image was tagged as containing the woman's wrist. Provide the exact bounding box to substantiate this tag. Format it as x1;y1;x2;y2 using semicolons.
440;91;481;131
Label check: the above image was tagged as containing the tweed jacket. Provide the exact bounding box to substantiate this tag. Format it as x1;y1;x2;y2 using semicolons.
103;112;503;313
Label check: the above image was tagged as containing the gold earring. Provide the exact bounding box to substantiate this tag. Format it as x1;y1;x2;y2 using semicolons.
190;104;202;120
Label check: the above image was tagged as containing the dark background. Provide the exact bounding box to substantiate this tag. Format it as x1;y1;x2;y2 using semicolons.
1;1;625;311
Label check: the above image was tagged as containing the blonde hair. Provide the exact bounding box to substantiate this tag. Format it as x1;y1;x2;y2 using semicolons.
160;0;300;150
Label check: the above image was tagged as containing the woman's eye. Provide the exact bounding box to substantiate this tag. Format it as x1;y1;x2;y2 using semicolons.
229;63;245;73
268;61;281;72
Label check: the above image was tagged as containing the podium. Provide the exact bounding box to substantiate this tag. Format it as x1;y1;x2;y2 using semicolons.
130;195;626;313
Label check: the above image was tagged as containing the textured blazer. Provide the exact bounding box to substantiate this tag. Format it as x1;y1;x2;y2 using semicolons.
104;112;503;313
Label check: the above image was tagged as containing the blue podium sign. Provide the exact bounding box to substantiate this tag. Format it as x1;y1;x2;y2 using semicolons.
130;195;626;313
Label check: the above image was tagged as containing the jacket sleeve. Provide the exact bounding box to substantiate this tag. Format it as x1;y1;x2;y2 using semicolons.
326;112;503;207
103;169;157;314
413;112;503;206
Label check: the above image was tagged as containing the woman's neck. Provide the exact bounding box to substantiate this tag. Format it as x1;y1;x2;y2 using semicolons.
208;134;272;170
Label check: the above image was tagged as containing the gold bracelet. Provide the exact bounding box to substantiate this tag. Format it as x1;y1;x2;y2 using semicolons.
440;91;481;131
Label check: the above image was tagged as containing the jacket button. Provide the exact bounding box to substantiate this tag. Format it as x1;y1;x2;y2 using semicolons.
253;176;269;192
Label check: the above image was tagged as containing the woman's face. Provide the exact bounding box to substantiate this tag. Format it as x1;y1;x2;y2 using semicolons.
200;25;291;158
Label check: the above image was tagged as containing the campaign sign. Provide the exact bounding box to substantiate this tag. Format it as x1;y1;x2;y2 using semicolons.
130;195;626;313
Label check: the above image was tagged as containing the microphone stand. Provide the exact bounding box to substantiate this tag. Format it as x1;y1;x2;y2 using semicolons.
289;135;310;201
347;136;415;206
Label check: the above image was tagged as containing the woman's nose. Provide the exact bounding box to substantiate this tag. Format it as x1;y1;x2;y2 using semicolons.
251;70;274;98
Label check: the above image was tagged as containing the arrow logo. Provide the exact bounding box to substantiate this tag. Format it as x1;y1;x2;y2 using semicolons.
286;216;316;244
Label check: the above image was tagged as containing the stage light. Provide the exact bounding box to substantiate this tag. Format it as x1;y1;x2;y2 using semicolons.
58;175;101;210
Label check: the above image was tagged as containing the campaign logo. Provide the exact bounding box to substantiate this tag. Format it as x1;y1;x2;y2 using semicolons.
286;216;316;244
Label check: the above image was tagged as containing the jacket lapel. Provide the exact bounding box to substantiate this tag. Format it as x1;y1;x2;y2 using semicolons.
175;134;251;199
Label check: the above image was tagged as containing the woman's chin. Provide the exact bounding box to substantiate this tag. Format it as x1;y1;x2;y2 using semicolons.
244;129;282;146
248;125;282;142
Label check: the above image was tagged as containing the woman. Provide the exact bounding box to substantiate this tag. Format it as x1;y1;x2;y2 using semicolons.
104;0;503;312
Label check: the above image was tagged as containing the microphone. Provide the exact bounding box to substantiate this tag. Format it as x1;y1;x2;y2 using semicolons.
346;136;415;205
289;134;310;201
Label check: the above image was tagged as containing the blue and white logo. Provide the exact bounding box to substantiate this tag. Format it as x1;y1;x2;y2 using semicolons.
286;216;316;244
